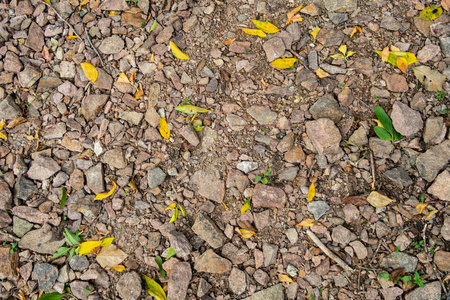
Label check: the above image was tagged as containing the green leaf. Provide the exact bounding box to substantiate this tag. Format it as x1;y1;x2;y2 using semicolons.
68;247;76;262
400;275;412;283
142;274;167;300
254;176;262;183
64;228;80;246
155;256;166;278
379;272;391;279
52;247;70;259
149;20;158;33
414;272;420;280
37;293;67;300
374;106;393;134
264;168;272;176
60;187;67;209
393;130;402;141
374;126;392;141
262;177;269;185
166;247;176;260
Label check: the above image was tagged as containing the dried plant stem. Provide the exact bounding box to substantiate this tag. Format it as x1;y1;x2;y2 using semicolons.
306;229;354;273
370;151;376;190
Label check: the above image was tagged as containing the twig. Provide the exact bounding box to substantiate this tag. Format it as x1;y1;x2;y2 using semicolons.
40;0;105;67
370;150;376;190
306;229;354;273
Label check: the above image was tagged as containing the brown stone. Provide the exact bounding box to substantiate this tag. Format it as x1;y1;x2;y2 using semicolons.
252;184;286;208
382;73;408;92
82;94;109;121
26;22;45;51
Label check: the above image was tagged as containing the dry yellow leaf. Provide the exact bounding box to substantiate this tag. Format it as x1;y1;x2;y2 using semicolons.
0;120;6;140
287;5;303;24
117;72;131;83
224;38;236;46
315;68;329;78
80;62;98;83
78;240;102;256
66;35;79;40
165;203;177;210
169;41;189;60
159;117;170;139
311;26;320;40
135;83;143;100
308;182;315;202
94;181;117;200
96;244;128;269
241;199;251;215
426;209;438;219
271;58;298;69
149;53;155;63
43;0;51;3
252;19;279;33
7;117;26;128
381;46;390;62
367;191;394;208
390;45;401;52
79;0;89;10
128;180;137;190
278;273;295;283
350;26;362;38
396;57;408;73
297;218;315;227
101;237;114;246
0;120;5;130
241;28;267;37
169;207;178;223
237;228;256;238
415;202;428;214
111;265;125;272
109;11;119;16
0;132;6;140
129;72;136;83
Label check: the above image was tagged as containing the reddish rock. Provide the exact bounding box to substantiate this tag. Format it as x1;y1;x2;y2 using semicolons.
382;73;408;92
26;22;44;51
252;184;286;208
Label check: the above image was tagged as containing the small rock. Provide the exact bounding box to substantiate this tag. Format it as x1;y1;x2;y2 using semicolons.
278;167;299;181
416;140;450;182
286;23;301;41
228;268;247;295
380;16;402;31
263;243;278;266
417;44;441;63
190;170;225;203
192;212;226;249
194;249;232;274
285;228;298;244
262;38;285;62
322;0;357;12
226;114;248;131
306;118;343;160
197;278;212;298
369;138;392;159
247;106;277;125
441;216;450;240
428;170;450;201
26;22;44;51
405;281;441;300
102;148;127;169
15;177;38;200
167;231;192;259
0;246;18;280
382;73;408;92
4;52;23;73
423;117;446;144
70;281;89;300
254;210;271;230
349;126;368;146
242;284;284;300
0;95;22;121
381;287;404;300
33;263;58;291
27;156;61;181
119;111;143;126
82;94;109;120
434;251;450;271
252;184;286;208
308;50;319;70
384;167;413;188
156;25;174;44
117;272;142;300
147;167;166;189
13;216;33;238
236;161;258;174
167;262;192;300
253;269;270;286
391;102;423;136
285;145;306;163
307;201;330;220
317;29;344;47
99;35;124;54
309;94;344;123
0;179;12;210
328;12;349;24
440;37;450;58
86;164;105;194
99;0;129;10
343;204;359;223
69;255;89;272
380;252;418;273
180;125;200;146
320;63;347;74
350;240;368;259
411;92;427;110
332;225;356;246
338;88;354;107
334;274;348;287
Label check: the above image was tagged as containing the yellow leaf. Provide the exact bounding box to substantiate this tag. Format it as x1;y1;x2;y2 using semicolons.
291;15;303;23
66;35;79;40
129;72;136;83
241;199;251;215
128;180;137;190
169;41;189;60
0;120;5;130
78;240;102;256
7;117;26;128
367;191;394;208
135;83;143;100
375;50;417;69
111;265;125;272
390;45;401;52
271;58;298;69
372;119;384;129
79;0;89;10
101;237;115;247
315;68;329;78
308;182;315;202
350;26;362;38
419;6;443;21
117;72;130;83
175;104;210;114
241;28;267;37
109;11;118;16
287;5;303;24
396;57;408;73
339;45;347;55
80;62;98;83
96;244;128;269
311;26;320;40
179;205;186;217
159;117;170;139
297;218;315;227
330;53;345;60
415;202;428;214
0;132;7;140
224;38;236;46
426;209;438;220
165;203;177;210
252;19;279;33
346;51;355;57
169;207;178;223
149;53;155;63
43;0;51;3
143;275;167;300
238;228;256;238
381;46;390;62
278;273;295;283
94;181;117;200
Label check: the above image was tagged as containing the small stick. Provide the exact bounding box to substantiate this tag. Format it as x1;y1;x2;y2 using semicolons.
306;229;354;273
370;151;376;190
83;25;105;68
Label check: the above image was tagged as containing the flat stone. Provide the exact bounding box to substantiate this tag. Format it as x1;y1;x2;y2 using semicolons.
263;243;278;266
180;125;200;146
350;240;368;259
226;170;249;193
192;212;226;249
332;225;356;246
384;167;413;188
307;201;330;220
0;96;22;121
252;184;286;208
18;64;41;88
323;0;356;12
12;216;33;237
320;63;347;74
70;281;89;300
82;94;109;121
278;167;299;181
61;136;84;152
440;37;450;58
99;35;124;54
33;263;58;291
27;156;61;181
300;4;321;16
309;94;344;123
317;29;344;47
147;167;166;189
117;271;142;300
228;268;247;295
329;12;349;24
306;118;343;159
37;76;63;93
423;117;446;144
391;102;423;136
380;252;418;273
4;52;23;73
417;44;441;63
26;22;44;51
0;246;18;280
380;16;402;31
194;249;232;274
349;126;368;146
382;73;408;92
85;164;105;194
236;161;258;174
167;231;192;259
434;251;450;271
262;38;285;62
416;140;450;182
405;281;441;300
43;123;66;139
102;147;127;169
99;0;129;10
0;179;12;210
190;170;225;203
69;255;89;272
338;88;354;107
156;25;174;44
197;278;212;298
242;284;284;300
15;177;38;200
428;170;450;201
227;114;248;131
167;262;192;300
285;145;306;163
247;106;277;125
12;206;49;224
369;138;392;159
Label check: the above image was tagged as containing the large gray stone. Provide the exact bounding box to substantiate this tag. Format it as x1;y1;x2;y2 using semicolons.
192;212;226;249
416;140;450;182
147;167;166;189
243;284;284;300
309;94;344;123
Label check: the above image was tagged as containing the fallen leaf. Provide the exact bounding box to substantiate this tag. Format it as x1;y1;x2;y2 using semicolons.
315;68;330;78
169;207;178;223
7;117;27;128
286;5;303;24
350;26;362;38
149;53;155;62
396;57;408;73
413;65;447;91
443;0;450;11
237;228;256;238
241;198;251;215
331;45;355;60
66;35;79;40
252;19;279;33
426;209;438;219
135;83;143;100
128;180;137;190
415;202;428;214
96;244;128;269
375;50;417;72
159;117;170;139
271;57;298;69
142;275;167;300
169;41;189;60
117;73;131;83
175;104;210;114
278;273;295;283
79;0;89;10
108;11;118;16
224;38;236;46
390;45;401;52
60;187;67;209
381;46;390;62
165;203;177;210
80;62;98;83
343;195;368;206
155;256;166;278
94;181;117;200
179;205;186;217
0;120;6;140
43;0;51;3
308;182;315;202
166;247;176;260
111;265;125;272
75;149;93;160
78;240;102;256
241;28;267;37
101;237;114;247
419;6;443;21
367;191;394;208
37;293;67;300
149;20;158;32
311;26;320;40
296;218;315;227
122;7;146;28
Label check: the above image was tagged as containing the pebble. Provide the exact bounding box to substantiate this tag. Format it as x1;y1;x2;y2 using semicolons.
278;167;299;181
262;37;285;62
348;126;368;146
405;281;441;300
192;212;226;249
236;161;258;174
85;164;105;194
285;228;298;244
147;167;166;189
384;167;413;188
167;262;192;300
0;95;22;121
25;22;44;51
309;94;344;122
226;114;248;131
0;179;12;210
369;138;392;159
243;284;284;300
391;102;423;137
194;249;231;274
416;140;450;182
99;35;125;54
190;170;225;203
320;63;347;74
306;118;343;159
70;281;89;300
262;243;278;266
168;230;192;259
380;252;418;273
228;268;247;295
350;240;368;259
380;16;402;31
247;106;277;125
27;156;61;181
197;278;212;298
417;44;441;63
33;263;58;291
434;251;450;271
331;225;356;246
322;0;357;12
117;271;142;300
0;246;17;280
12;216;33;237
252;184;286;208
423;117;446;144
382;73;409;92
428;170;450;201
82;94;109;120
307;201;330;220
441;216;450;240
69;255;89;272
